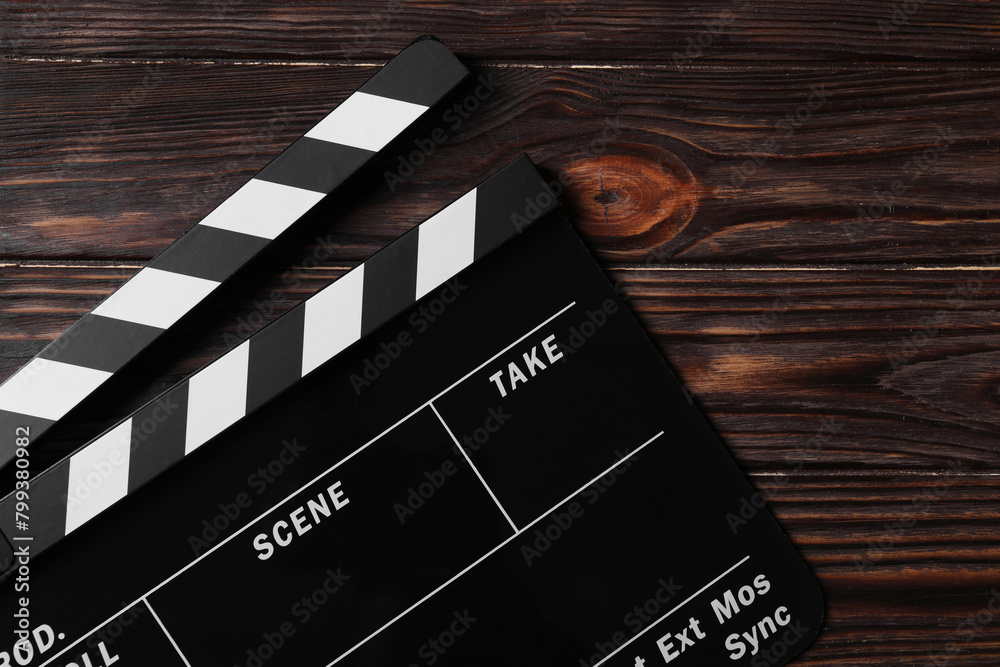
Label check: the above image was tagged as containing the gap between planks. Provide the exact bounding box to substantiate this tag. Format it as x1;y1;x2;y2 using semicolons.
6;54;1000;72
3;261;1000;273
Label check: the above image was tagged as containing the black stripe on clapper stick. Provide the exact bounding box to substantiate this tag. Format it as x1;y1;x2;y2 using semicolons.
36;314;162;374
361;230;420;336
246;307;307;414
256;138;373;194
150;226;271;283
127;383;190;494
474;154;557;260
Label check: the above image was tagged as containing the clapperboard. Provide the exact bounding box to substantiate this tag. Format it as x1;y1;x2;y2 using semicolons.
0;37;824;667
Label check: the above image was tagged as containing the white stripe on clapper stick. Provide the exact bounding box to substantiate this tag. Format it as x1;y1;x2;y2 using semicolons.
305;91;428;152
0;359;112;422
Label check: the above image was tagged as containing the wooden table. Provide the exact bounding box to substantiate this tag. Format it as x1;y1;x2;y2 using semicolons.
2;3;999;664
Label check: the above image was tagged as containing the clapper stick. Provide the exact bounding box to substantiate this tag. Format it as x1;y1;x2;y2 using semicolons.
0;36;469;471
0;155;559;574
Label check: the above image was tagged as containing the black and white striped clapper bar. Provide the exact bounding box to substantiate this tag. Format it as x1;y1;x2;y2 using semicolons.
0;153;560;569
0;36;470;471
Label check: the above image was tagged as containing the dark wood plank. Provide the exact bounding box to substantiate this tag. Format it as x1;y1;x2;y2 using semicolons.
2;264;999;663
3;60;999;266
2;1;999;63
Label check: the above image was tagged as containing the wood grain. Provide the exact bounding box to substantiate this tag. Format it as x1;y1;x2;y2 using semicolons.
2;1;999;63
3;61;999;266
